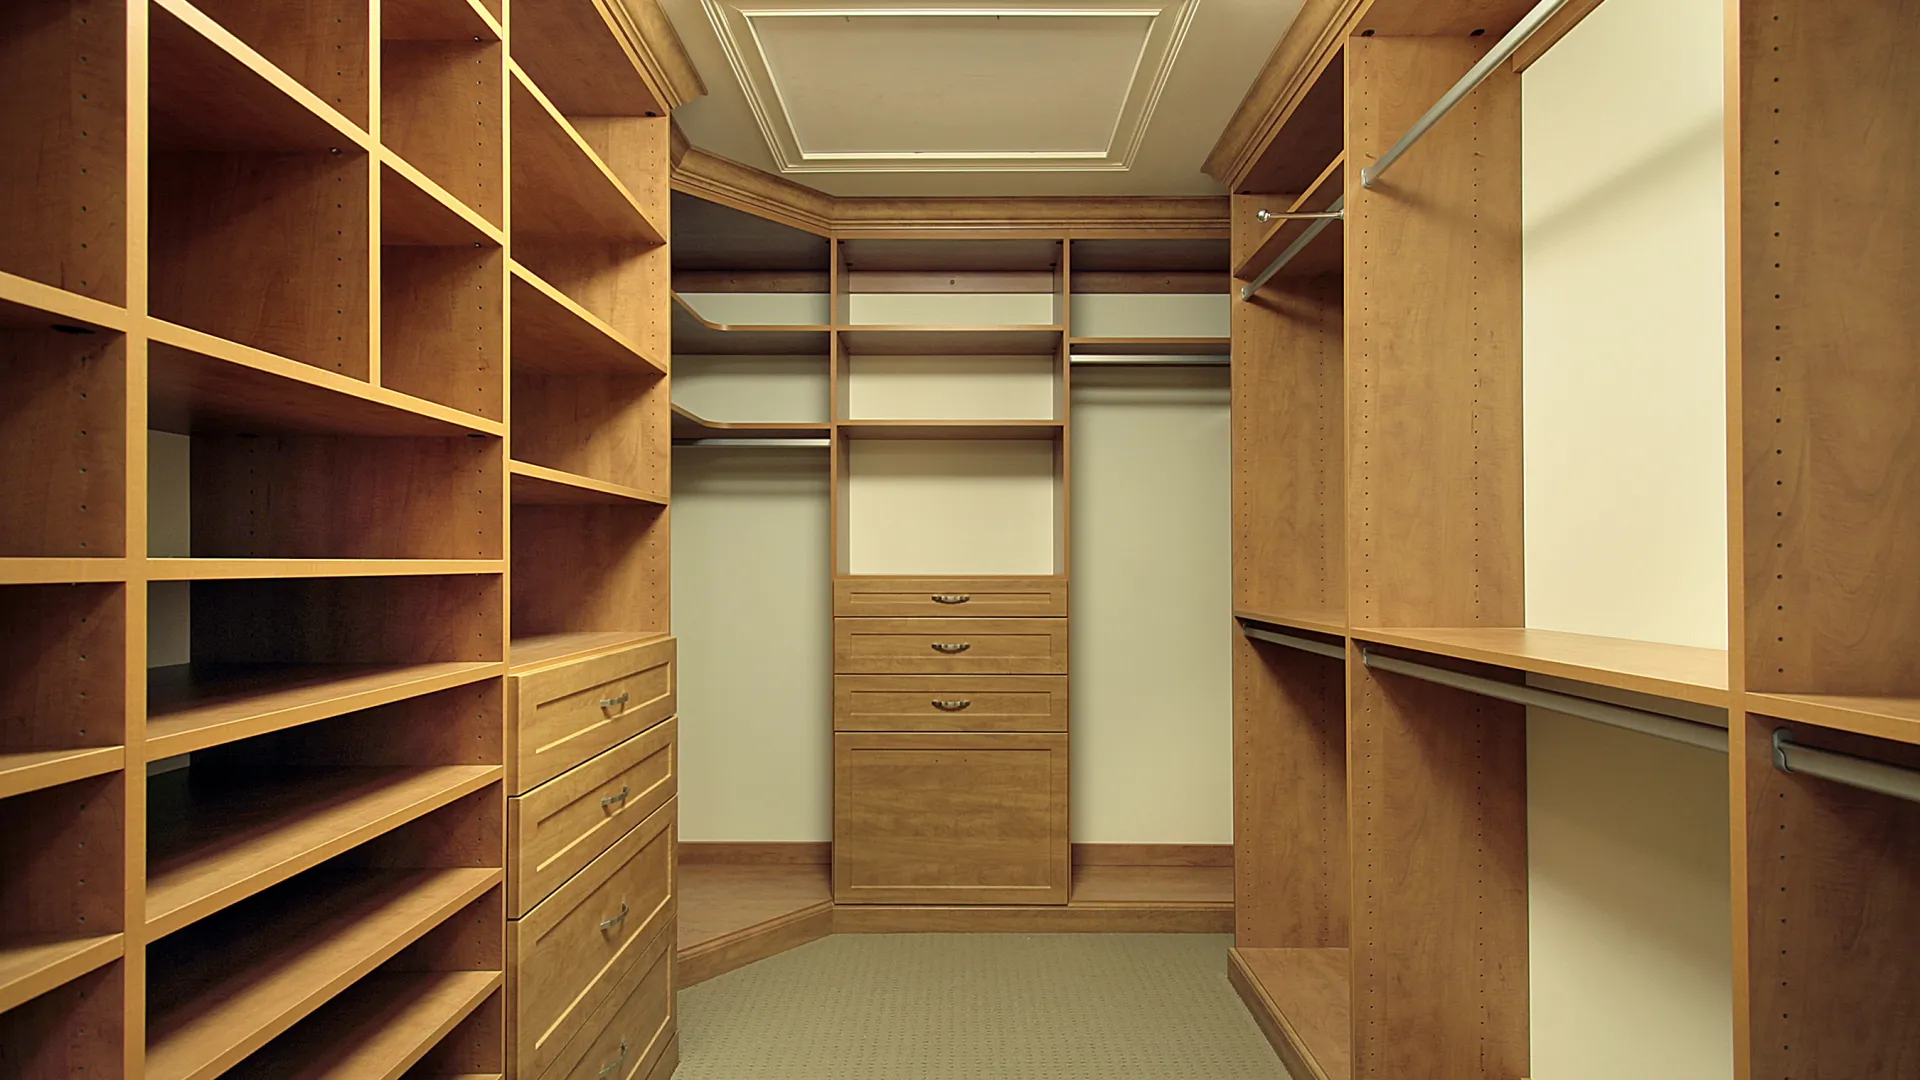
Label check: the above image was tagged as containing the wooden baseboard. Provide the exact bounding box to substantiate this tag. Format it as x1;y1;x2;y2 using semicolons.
833;903;1231;934
679;841;831;865
1071;843;1231;867
676;900;833;987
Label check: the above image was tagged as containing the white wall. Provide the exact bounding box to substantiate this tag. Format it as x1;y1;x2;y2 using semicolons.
1522;0;1732;1076
149;431;191;668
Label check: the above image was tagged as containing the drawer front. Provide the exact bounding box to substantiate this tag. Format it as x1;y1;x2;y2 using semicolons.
834;731;1069;905
834;576;1068;619
551;917;675;1080
833;618;1068;675
510;798;675;1080
509;719;677;918
509;636;675;794
834;676;1068;732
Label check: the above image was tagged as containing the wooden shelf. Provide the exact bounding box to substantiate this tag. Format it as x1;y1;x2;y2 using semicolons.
677;862;833;987
148;661;502;761
0;558;130;585
672;295;830;356
147;867;501;1080
147;764;502;937
511;262;665;376
1236;608;1348;639
838;326;1064;356
671;405;829;441
1067;864;1233;907
1747;693;1920;747
1228;947;1351;1080
510;0;667;117
381;158;501;249
379;17;504;230
510;460;667;507
1234;153;1346;285
0;932;122;1016
1353;626;1731;708
150;0;368;153
225;969;502;1080
839;238;1062;273
836;420;1065;441
148;323;503;439
1068;337;1230;356
147;559;504;581
0;746;123;801
0;271;130;334
383;0;502;42
509;71;662;245
508;631;664;672
177;0;372;132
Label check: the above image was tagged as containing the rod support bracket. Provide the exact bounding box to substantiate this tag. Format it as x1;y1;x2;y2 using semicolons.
1773;727;1796;772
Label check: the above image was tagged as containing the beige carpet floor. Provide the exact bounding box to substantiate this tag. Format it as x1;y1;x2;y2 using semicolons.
676;934;1291;1079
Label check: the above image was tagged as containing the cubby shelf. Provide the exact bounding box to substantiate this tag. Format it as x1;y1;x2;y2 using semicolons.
1234;153;1345;284
509;460;667;507
838;326;1064;355
383;0;502;42
150;0;371;153
1353;627;1731;708
511;262;665;376
507;631;663;672
509;71;662;245
1227;947;1351;1080
1746;693;1920;747
1069;336;1230;356
226;969;502;1080
381;157;502;248
672;295;830;355
0;932;122;1016
836;420;1065;441
1236;608;1348;640
146;765;503;937
147;559;504;580
146;868;501;1080
511;0;668;117
0;746;123;802
147;660;503;760
671;405;829;441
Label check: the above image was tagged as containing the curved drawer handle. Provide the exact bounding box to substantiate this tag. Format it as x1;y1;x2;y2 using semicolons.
931;700;973;711
601;784;631;811
599;1038;630;1079
600;901;629;933
930;642;971;654
599;691;630;711
931;594;971;605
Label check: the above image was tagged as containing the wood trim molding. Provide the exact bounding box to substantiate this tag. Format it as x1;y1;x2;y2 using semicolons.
678;901;833;986
1072;843;1232;867
608;0;707;112
672;146;837;235
1509;0;1608;72
1203;0;1367;189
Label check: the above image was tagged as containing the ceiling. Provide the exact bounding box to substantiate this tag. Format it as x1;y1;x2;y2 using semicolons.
661;0;1305;197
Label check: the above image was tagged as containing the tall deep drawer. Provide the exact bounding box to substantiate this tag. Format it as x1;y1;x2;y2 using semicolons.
833;618;1068;675
548;922;675;1080
508;718;676;918
834;576;1068;619
508;635;675;795
509;797;674;1080
833;675;1069;732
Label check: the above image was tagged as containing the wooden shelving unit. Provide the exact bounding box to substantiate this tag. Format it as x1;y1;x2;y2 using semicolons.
1;0;679;1075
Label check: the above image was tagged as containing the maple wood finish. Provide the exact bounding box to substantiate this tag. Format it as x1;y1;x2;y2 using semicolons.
508;719;676;918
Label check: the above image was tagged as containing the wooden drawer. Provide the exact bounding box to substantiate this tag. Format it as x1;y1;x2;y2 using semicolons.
834;576;1068;618
508;718;676;918
833;731;1069;905
833;618;1068;675
509;798;674;1080
547;915;675;1080
834;675;1068;732
508;635;675;795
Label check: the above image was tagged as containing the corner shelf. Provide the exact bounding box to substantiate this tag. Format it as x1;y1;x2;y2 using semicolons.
0;932;122;1016
671;295;831;356
0;746;124;802
509;70;661;245
671;405;829;442
511;262;665;376
836;420;1065;441
1352;627;1731;708
1746;693;1920;747
510;460;668;507
225;969;501;1080
1227;947;1351;1080
838;326;1064;356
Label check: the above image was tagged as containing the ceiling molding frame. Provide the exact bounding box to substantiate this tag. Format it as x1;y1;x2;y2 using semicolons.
613;0;712;111
697;0;1203;175
1202;0;1363;189
673;144;1229;237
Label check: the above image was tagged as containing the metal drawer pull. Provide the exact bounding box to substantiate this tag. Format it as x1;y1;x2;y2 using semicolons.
932;700;972;711
600;902;629;932
601;784;631;810
599;1038;630;1078
931;594;971;604
599;691;630;710
930;642;971;654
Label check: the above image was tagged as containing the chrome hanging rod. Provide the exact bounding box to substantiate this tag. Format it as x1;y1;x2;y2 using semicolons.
1071;354;1229;367
1360;647;1730;753
1360;0;1573;189
1243;624;1346;660
672;438;831;448
1257;208;1346;222
1240;196;1345;301
1774;730;1920;805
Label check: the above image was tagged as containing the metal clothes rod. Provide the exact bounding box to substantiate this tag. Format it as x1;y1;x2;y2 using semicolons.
1243;625;1346;660
1360;648;1730;753
1071;355;1229;367
1240;196;1345;301
1360;0;1573;189
1775;730;1920;806
672;438;831;448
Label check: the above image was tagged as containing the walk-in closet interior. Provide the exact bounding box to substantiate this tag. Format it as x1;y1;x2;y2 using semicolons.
1;0;1914;1077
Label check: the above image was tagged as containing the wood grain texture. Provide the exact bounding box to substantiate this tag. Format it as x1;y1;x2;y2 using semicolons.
381;39;502;228
678;843;831;866
1345;35;1523;630
380;243;504;422
511;370;667;495
833;731;1069;906
0;773;124;947
509;504;669;642
0;582;124;759
677;863;831;951
1235;633;1346;948
509;0;685;117
547;927;674;1080
1354;626;1731;708
833;575;1067;618
398;984;504;1077
1235;155;1345;282
0;330;127;556
1746;692;1920;748
508;631;662;671
832;618;1069;676
508;719;675;918
1228;947;1350;1080
187;574;503;665
509;74;660;245
222;969;501;1080
510;261;664;376
1204;0;1355;191
831;902;1229;935
677;900;830;988
1072;844;1231;868
505;635;674;794
0;960;123;1080
185;0;371;127
834;675;1068;733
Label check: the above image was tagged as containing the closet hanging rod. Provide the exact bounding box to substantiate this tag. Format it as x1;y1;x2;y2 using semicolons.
1774;730;1920;806
1360;0;1572;189
1071;355;1229;367
673;438;831;448
1243;625;1346;660
1360;647;1730;753
1240;196;1345;301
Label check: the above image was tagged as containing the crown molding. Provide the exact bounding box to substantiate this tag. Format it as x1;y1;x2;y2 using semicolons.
673;145;837;235
1202;0;1365;190
611;0;708;112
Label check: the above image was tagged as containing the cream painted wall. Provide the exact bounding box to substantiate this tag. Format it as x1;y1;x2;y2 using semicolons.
672;355;829;422
1069;366;1231;842
1070;294;1229;340
845;355;1056;420
848;293;1058;326
1522;0;1732;1077
678;292;831;326
149;431;191;668
846;439;1059;575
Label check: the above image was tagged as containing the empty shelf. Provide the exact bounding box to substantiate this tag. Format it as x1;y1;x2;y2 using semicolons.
509;73;661;245
382;0;501;42
147;867;501;1080
1236;608;1348;639
1068;337;1230;356
838;326;1064;356
149;0;367;153
510;263;664;376
509;631;666;672
147;765;502;937
0;746;123;801
671;406;829;441
381;160;500;248
146;559;504;581
1229;947;1351;1080
510;0;662;116
836;420;1064;440
1354;627;1730;707
148;661;503;760
510;461;667;507
0;933;122;1015
1747;693;1920;746
671;296;830;356
225;969;501;1080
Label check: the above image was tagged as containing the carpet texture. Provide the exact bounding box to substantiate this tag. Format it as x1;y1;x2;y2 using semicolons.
676;933;1291;1079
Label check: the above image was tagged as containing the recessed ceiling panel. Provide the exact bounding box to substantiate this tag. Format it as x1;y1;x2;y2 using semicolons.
701;0;1201;173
